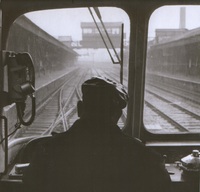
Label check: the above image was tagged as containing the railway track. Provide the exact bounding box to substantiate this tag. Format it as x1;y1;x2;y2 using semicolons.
101;67;200;134
13;67;99;138
12;65;200;137
144;86;200;133
47;66;101;134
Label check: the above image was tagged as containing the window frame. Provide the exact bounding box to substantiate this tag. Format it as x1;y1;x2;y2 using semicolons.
141;5;200;144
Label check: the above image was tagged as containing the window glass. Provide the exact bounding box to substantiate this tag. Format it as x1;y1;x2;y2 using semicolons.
6;7;130;139
112;28;119;34
145;6;200;134
83;28;93;33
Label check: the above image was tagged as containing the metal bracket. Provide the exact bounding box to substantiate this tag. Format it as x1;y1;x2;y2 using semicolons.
0;115;8;175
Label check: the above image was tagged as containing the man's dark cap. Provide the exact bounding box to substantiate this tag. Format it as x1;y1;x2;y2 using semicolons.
81;76;128;109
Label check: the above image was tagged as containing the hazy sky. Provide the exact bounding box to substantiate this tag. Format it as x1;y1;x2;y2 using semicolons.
25;5;200;41
149;5;200;38
25;7;130;41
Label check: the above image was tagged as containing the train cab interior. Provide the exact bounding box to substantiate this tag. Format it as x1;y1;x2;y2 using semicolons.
1;0;200;191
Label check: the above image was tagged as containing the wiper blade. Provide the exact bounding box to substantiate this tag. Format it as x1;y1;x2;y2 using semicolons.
88;7;124;84
88;7;121;64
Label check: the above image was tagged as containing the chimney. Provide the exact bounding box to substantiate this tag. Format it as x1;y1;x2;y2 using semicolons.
179;7;186;29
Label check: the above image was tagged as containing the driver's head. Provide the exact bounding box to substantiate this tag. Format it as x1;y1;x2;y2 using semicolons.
78;76;128;123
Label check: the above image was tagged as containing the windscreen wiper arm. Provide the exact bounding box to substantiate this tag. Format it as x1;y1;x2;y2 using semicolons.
88;7;124;84
88;7;121;64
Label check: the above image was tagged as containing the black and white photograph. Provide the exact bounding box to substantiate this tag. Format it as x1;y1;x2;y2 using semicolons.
0;1;200;192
